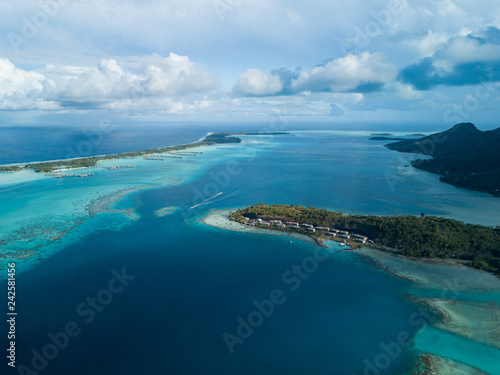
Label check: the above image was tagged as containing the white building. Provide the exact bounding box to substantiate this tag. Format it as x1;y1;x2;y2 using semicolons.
316;226;330;232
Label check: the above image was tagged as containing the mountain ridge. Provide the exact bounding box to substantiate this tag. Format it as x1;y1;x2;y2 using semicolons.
385;123;500;197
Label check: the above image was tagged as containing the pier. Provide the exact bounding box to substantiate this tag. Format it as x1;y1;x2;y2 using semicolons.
104;165;135;170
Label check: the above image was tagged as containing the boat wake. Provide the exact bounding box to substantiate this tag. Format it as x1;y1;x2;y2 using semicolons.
190;192;223;209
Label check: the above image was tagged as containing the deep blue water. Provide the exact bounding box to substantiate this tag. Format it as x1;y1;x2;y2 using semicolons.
5;127;496;374
10;179;421;375
0;121;442;165
0;125;208;164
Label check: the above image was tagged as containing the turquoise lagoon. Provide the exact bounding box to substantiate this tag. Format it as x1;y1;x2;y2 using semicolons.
1;130;500;374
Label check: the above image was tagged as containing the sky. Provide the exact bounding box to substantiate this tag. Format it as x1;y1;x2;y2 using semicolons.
1;0;500;129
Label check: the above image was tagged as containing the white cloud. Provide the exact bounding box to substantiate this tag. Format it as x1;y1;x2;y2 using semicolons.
388;82;424;100
56;53;219;105
0;58;57;110
234;68;283;96
433;35;500;70
291;52;398;93
0;53;219;112
2;0;500;123
141;53;219;96
403;30;449;58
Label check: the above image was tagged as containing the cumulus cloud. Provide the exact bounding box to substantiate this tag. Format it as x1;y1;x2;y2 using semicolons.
403;30;449;58
387;82;424;100
233;68;283;96
399;26;500;90
434;32;500;69
291;52;398;93
234;53;398;97
0;58;56;110
0;53;219;112
58;53;219;106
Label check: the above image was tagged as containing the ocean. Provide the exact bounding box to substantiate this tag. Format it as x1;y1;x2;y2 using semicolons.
2;126;500;374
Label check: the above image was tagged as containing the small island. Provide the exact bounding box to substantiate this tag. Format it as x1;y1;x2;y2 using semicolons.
0;133;241;173
229;204;500;275
0;132;288;174
370;136;407;141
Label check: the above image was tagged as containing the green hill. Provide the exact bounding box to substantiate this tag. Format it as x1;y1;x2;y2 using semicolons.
385;123;500;196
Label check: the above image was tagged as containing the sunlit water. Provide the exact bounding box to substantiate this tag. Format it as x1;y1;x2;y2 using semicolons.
1;130;499;374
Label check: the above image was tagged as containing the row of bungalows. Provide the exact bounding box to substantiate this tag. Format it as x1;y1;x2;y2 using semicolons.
327;230;350;239
337;231;350;239
268;219;286;229
300;223;315;232
327;229;340;236
285;222;300;229
350;234;369;243
249;219;369;243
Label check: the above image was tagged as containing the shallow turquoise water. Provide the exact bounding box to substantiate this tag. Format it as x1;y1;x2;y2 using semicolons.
415;326;500;374
2;130;500;374
408;288;500;303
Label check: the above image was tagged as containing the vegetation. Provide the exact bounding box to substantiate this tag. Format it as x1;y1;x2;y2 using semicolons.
0;132;242;173
386;123;500;196
239;132;289;136
0;165;23;172
1;131;290;173
230;204;500;275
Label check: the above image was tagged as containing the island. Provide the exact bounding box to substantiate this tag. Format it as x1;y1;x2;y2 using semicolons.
0;132;288;174
385;123;500;197
0;133;241;173
369;136;407;141
229;204;500;275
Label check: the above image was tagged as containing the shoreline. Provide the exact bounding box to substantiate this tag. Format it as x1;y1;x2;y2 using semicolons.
199;209;500;375
0;131;287;171
228;204;500;276
0;132;214;168
0;132;233;173
200;209;319;246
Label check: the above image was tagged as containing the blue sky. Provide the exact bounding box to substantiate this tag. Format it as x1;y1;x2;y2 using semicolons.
1;0;500;128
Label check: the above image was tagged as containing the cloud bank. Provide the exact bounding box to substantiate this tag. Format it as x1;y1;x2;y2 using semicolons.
0;53;219;111
399;26;500;90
